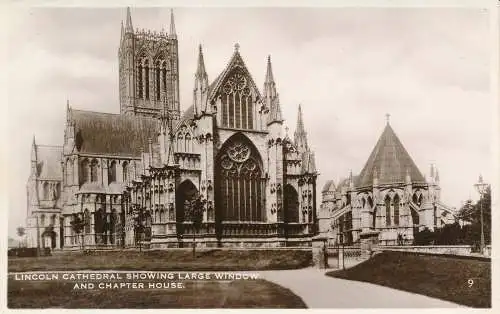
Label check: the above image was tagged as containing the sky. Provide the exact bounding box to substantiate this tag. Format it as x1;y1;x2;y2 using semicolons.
5;6;493;237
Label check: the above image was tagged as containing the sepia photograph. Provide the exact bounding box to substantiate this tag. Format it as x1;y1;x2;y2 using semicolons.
4;1;495;310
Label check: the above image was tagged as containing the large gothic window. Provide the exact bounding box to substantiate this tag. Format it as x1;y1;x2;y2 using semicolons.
215;135;264;222
284;184;299;223
220;71;254;130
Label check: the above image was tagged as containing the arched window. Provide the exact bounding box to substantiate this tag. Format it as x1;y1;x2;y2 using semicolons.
40;214;46;227
84;209;90;233
122;161;128;182
220;71;254;130
108;160;117;183
144;59;150;100
177;134;184;152
55;183;61;199
393;194;400;225
373;205;378;229
385;194;391;226
80;158;89;185
50;214;56;226
215;134;264;222
185;133;191;152
90;159;98;182
156;60;161;101
43;182;49;200
66;159;72;185
284;184;299;223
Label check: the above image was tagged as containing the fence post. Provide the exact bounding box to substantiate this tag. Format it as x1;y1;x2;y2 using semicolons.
312;235;328;269
360;230;379;259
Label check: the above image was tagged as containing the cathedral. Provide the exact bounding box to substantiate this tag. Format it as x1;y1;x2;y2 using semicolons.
25;8;319;250
319;117;456;246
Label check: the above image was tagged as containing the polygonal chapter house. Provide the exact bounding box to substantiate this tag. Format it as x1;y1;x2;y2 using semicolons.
25;8;319;250
319;119;455;246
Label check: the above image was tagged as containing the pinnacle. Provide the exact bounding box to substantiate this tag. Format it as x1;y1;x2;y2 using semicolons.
170;9;177;38
125;7;133;33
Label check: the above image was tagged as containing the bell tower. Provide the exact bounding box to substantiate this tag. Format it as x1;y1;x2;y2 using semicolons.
118;8;180;120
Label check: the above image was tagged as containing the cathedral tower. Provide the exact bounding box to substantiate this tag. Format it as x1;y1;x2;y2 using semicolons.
119;8;180;120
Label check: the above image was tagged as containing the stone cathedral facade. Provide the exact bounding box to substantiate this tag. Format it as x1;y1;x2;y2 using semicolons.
319;120;456;246
25;8;318;250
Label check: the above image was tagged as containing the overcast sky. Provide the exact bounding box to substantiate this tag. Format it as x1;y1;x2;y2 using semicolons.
5;6;492;237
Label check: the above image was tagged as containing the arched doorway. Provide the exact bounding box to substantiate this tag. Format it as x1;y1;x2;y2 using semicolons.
215;134;264;238
284;184;299;223
176;180;198;238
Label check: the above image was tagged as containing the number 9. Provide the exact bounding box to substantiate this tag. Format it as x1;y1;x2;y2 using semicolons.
468;279;474;287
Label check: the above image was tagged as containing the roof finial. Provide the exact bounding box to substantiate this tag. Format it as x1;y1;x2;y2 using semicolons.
234;43;240;52
385;113;390;124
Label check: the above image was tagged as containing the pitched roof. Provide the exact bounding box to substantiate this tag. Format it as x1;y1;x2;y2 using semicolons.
71;109;159;157
207;47;262;102
35;145;62;180
322;180;336;193
356;123;425;187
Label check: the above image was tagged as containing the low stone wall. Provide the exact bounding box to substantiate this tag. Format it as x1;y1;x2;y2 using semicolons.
376;245;492;257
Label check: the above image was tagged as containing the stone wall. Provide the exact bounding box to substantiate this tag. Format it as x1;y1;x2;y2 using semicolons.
376;245;492;257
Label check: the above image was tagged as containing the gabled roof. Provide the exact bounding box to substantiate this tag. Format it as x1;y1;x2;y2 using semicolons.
35;145;63;180
71;109;159;157
208;46;263;102
356;123;425;187
322;180;336;193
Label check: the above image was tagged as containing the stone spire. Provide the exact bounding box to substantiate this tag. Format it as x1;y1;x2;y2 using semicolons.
265;55;283;125
294;104;308;152
169;9;177;39
193;45;209;115
125;7;133;33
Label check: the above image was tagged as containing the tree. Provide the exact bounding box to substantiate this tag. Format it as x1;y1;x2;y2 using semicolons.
185;194;207;258
458;187;491;246
133;206;145;252
16;226;26;248
70;213;86;250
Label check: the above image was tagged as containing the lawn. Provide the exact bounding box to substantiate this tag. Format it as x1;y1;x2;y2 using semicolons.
326;251;491;308
7;277;306;308
8;249;312;272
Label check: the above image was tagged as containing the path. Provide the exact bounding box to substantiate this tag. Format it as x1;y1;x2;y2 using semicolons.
258;267;464;308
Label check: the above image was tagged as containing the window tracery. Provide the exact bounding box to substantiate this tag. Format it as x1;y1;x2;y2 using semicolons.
220;71;254;129
217;138;263;222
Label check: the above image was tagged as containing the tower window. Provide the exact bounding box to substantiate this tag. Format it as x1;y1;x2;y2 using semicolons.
137;63;143;99
156;62;161;101
144;59;150;100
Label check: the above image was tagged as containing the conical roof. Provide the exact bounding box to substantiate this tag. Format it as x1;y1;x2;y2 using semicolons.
356;122;425;187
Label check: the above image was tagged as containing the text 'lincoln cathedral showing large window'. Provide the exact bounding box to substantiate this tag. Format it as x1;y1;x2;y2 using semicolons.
215;134;264;222
221;71;254;130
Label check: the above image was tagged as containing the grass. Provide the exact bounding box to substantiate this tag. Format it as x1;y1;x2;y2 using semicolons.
326;251;491;308
8;249;312;272
7;277;307;308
